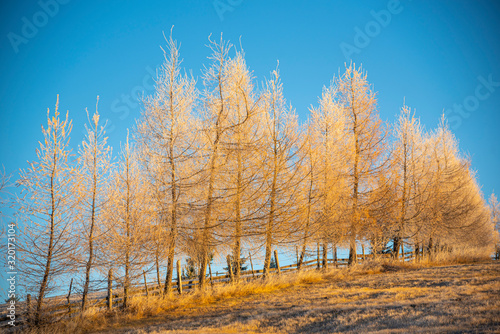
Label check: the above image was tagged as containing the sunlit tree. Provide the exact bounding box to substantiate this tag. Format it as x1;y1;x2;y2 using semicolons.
308;83;351;267
197;36;245;288
101;136;150;307
391;104;428;257
136;32;199;296
18;96;78;324
330;64;388;265
259;67;301;277
77;98;112;310
220;52;262;280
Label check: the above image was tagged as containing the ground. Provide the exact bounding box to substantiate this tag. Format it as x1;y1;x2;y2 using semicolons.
92;261;500;334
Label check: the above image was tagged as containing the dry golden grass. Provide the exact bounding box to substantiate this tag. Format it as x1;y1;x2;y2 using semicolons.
15;269;332;334
124;268;329;319
12;252;500;333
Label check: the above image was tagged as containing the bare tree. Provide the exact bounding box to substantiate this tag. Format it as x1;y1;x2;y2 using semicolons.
136;32;198;296
295;128;319;269
102;136;150;308
77;98;112;311
333;64;387;265
221;52;262;281
260;67;301;278
391;104;428;257
17;96;77;324
197;36;244;288
308;83;351;267
415;116;495;256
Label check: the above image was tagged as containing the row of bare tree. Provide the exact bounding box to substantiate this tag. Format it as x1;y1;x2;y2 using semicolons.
14;35;499;324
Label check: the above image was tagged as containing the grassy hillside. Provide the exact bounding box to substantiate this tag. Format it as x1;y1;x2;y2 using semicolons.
20;259;500;333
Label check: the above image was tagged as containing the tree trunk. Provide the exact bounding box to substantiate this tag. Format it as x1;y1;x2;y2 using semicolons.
333;244;338;268
155;252;161;288
164;238;176;296
208;262;213;286
176;260;182;294
298;159;314;270
82;143;99;311
348;236;356;266
65;278;73;316
348;102;360;266
227;255;234;282
249;252;255;277
164;125;179;295
123;157;132;308
427;236;434;261
107;269;112;310
27;294;31;322
316;243;321;269
393;236;401;259
263;153;278;279
414;242;419;262
274;250;280;274
322;243;328;269
233;132;243;281
143;271;149;297
35;163;57;325
199;152;218;288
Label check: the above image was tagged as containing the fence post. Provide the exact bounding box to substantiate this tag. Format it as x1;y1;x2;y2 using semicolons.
333;245;338;268
67;278;73;316
317;243;320;269
226;255;234;281
362;244;365;261
177;260;182;294
107;269;113;310
274;250;280;275
295;246;299;267
143;271;149;297
208;262;214;286
400;242;405;262
414;242;419;262
249;252;255;278
26;294;31;322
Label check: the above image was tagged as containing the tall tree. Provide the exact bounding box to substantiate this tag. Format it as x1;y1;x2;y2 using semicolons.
102;136;149;308
309;84;351;267
18;96;77;324
418;116;494;255
260;67;300;278
391;105;427;257
295;128;319;269
222;52;262;281
136;32;198;295
78;98;112;311
333;64;387;265
197;37;250;288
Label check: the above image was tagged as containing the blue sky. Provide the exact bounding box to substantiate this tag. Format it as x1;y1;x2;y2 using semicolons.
0;0;499;298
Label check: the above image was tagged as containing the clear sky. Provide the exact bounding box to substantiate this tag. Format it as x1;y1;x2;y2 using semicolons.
0;0;499;298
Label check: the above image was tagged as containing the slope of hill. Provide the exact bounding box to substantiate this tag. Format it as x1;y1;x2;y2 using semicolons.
86;261;500;333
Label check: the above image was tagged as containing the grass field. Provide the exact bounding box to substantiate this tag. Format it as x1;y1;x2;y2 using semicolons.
15;259;499;333
52;260;498;334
